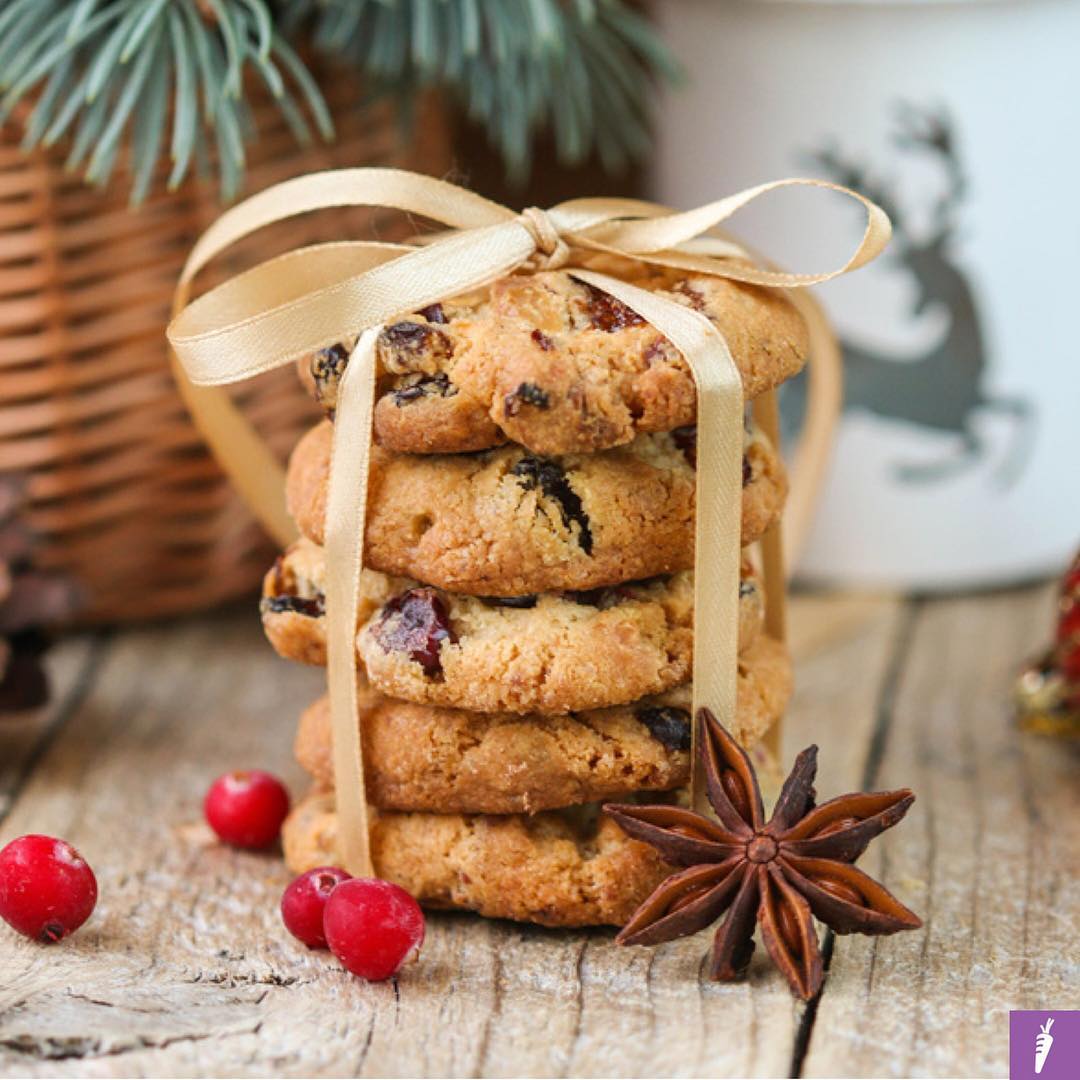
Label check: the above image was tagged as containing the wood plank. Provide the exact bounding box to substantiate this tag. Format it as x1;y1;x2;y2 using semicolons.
0;595;913;1078
803;584;1079;1079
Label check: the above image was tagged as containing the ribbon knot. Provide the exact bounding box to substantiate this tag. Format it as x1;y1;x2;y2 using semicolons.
518;206;570;270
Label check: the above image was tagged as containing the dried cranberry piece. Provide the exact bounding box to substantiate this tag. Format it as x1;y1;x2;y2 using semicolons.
416;303;447;324
643;337;677;366
511;457;593;555
262;594;325;618
565;574;664;607
671;425;751;484
372;588;456;678
313;343;349;377
580;282;645;332
378;321;452;364
311;344;350;410
671;425;697;467
392;372;454;406
564;586;609;607
480;595;538;609
635;706;692;751
564;584;635;608
673;280;706;311
531;329;554;350
503;382;551;416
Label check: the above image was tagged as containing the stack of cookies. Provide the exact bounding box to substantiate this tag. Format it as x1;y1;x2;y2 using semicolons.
264;258;808;927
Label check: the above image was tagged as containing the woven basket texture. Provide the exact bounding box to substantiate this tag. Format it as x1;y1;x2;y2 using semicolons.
0;68;449;623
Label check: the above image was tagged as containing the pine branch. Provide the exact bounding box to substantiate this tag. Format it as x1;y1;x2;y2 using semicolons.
277;0;681;180
0;0;678;201
0;0;332;203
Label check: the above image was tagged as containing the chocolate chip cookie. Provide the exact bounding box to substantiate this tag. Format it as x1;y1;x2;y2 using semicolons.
299;257;808;455
286;419;785;597
282;790;671;927
262;539;765;714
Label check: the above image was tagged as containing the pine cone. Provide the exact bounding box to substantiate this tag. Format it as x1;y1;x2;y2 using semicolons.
0;476;81;716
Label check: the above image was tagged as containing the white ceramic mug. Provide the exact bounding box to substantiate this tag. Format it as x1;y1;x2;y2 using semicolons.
654;0;1080;590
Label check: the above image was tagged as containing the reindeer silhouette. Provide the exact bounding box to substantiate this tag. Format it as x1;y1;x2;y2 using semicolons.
810;104;1032;485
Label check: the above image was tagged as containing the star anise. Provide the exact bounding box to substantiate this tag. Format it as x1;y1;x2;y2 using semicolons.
604;709;922;1000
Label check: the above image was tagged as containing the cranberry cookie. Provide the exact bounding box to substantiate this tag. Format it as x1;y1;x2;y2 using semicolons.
294;643;790;813
295;685;694;813
262;539;764;714
299;258;808;455
282;790;671;927
286;419;786;597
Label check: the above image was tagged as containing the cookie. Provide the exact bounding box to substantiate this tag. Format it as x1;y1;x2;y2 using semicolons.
295;685;694;813
262;540;764;714
285;419;785;597
294;644;790;813
282;790;671;927
259;538;408;667
299;257;808;455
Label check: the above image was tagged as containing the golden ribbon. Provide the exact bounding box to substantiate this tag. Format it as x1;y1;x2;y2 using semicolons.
167;168;889;876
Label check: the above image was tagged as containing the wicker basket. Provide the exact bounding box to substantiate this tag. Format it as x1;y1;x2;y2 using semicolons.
0;68;450;624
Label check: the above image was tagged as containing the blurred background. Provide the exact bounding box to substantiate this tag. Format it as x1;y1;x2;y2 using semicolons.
2;0;1079;714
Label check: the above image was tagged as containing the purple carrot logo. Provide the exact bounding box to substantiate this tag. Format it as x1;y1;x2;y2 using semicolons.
1011;1011;1078;1079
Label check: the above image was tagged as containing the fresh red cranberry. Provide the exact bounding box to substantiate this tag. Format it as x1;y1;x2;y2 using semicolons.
324;878;425;981
204;770;290;850
281;866;351;948
372;589;456;678
0;835;97;943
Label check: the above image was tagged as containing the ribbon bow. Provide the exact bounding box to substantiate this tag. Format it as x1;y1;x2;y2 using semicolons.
168;168;889;876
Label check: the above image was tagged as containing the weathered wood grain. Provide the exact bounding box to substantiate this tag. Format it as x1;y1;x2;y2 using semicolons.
0;587;1073;1078
802;584;1079;1079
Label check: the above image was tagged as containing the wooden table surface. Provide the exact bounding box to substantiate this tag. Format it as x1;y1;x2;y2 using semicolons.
0;584;1076;1078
